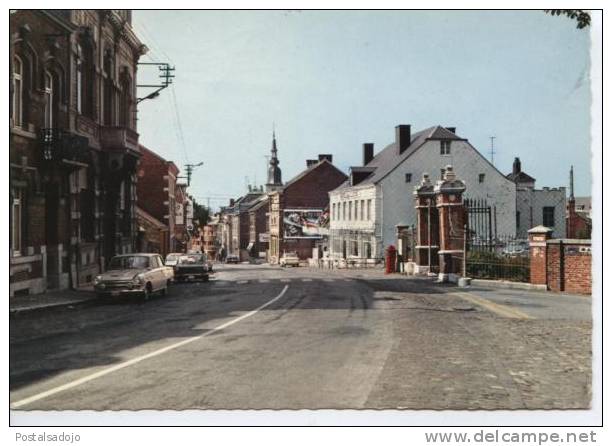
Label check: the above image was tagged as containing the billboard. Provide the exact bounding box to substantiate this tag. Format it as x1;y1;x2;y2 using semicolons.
283;209;329;238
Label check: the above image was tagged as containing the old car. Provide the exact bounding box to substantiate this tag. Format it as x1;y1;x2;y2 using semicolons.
280;252;300;267
164;253;183;267
174;253;210;282
94;253;174;301
225;255;240;264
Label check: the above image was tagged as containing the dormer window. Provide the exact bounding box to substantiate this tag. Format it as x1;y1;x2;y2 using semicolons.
440;140;451;155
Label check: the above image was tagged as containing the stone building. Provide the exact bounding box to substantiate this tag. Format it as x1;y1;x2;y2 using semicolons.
507;157;566;239
268;155;348;263
10;10;147;296
247;195;270;260
329;124;517;262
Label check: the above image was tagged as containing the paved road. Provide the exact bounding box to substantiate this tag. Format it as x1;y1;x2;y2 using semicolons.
10;264;591;410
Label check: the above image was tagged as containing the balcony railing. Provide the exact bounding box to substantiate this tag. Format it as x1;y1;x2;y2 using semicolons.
40;128;90;164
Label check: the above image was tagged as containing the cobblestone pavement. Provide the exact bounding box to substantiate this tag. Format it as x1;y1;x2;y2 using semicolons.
10;264;592;410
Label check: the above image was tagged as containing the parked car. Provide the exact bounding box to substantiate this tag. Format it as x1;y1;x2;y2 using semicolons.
174;253;210;282
165;253;183;267
225;255;240;264
204;254;214;272
280;252;300;267
94;253;174;301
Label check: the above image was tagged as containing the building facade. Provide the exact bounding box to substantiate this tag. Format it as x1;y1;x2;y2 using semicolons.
10;10;146;296
507;157;566;239
268;156;348;263
136;144;180;256
329;125;518;261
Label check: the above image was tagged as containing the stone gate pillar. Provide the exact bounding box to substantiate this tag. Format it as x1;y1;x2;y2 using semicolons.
528;225;553;287
413;173;439;274
434;166;466;282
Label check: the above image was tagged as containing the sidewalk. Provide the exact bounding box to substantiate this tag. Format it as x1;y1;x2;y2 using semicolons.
10;285;98;314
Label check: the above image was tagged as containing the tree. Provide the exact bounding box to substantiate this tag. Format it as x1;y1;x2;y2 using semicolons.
191;199;210;226
545;10;591;29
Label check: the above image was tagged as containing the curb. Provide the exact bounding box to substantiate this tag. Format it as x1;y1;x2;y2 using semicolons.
468;279;548;292
9;294;100;316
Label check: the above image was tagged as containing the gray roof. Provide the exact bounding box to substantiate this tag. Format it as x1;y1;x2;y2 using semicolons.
506;171;536;184
335;125;463;190
281;159;347;191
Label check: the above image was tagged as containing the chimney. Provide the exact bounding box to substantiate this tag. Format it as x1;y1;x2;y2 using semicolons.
445;127;456;134
318;154;333;163
229;198;235;207
363;143;374;166
512;157;521;175
306;159;318;168
395;125;411;155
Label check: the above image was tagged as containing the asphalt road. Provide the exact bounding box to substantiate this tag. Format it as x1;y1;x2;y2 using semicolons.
10;264;591;410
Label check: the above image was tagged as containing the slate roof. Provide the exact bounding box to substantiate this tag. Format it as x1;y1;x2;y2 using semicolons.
334;125;463;190
506;171;536;184
280;159;348;191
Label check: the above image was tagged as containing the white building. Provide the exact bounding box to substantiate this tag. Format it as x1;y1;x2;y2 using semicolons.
329;124;518;260
506;157;566;238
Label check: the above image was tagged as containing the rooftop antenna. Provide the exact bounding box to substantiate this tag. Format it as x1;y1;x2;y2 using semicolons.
489;136;497;165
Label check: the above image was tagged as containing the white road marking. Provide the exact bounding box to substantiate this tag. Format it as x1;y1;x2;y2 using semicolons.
302;278;312;282
11;285;290;409
237;280;248;284
280;279;291;283
258;279;270;283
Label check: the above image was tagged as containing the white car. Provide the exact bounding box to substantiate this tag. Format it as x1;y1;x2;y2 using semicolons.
94;253;174;301
280;252;300;267
164;252;183;267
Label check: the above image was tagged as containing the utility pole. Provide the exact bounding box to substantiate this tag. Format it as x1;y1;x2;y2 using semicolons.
137;62;175;103
489;136;496;165
180;162;203;186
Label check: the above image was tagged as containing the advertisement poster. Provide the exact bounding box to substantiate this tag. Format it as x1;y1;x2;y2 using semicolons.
283;209;329;238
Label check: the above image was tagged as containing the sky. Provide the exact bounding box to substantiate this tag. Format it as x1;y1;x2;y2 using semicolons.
132;10;592;211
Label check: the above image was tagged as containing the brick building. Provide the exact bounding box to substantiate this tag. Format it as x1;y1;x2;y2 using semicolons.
269;155;347;263
247;195;270;259
10;10;147;296
566;166;592;239
136;144;180;256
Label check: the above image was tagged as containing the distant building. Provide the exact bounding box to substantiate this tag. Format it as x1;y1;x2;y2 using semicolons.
247;195;270;259
266;131;283;193
268;155;347;263
566;166;591;239
136;145;180;256
329;124;517;262
507;157;566;239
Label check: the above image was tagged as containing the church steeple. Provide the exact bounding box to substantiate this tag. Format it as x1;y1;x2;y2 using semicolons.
266;127;282;192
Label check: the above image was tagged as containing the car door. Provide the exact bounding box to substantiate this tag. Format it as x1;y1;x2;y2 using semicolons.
155;255;166;288
150;256;162;291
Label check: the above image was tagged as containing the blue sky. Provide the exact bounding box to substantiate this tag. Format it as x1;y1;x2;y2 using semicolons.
133;10;592;210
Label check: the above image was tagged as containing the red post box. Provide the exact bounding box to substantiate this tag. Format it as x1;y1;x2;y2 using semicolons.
385;245;397;274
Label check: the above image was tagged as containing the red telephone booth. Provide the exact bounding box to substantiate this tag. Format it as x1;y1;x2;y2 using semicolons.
385;245;397;274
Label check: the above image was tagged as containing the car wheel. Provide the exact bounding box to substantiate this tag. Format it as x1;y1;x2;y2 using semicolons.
143;283;152;301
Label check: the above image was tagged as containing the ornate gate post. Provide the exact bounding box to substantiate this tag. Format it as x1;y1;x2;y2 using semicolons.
413;173;439;274
434;166;466;282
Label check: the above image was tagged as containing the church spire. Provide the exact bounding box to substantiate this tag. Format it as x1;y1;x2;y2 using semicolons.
266;126;282;192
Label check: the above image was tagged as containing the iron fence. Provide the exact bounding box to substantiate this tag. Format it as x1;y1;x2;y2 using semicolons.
466;235;530;282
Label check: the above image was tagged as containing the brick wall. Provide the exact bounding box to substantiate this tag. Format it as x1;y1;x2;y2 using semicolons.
530;235;592;295
546;240;592;294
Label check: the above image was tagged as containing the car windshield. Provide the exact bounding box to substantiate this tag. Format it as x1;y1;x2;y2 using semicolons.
108;256;150;270
166;254;179;262
285;252;298;257
178;254;204;265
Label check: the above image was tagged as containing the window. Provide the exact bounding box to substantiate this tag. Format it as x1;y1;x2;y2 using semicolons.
103;51;114;126
440;168;445;179
440;140;451;155
348;201;352;221
12;189;22;255
44;71;54;128
360;200;364;220
12;56;24;127
354;200;358;220
516;211;521;230
342;202;346;221
367;199;372;221
350;240;358;256
332;203;336;221
478;173;485;183
405;173;412;183
543;207;555;227
77;40;94;117
119;75;131;127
